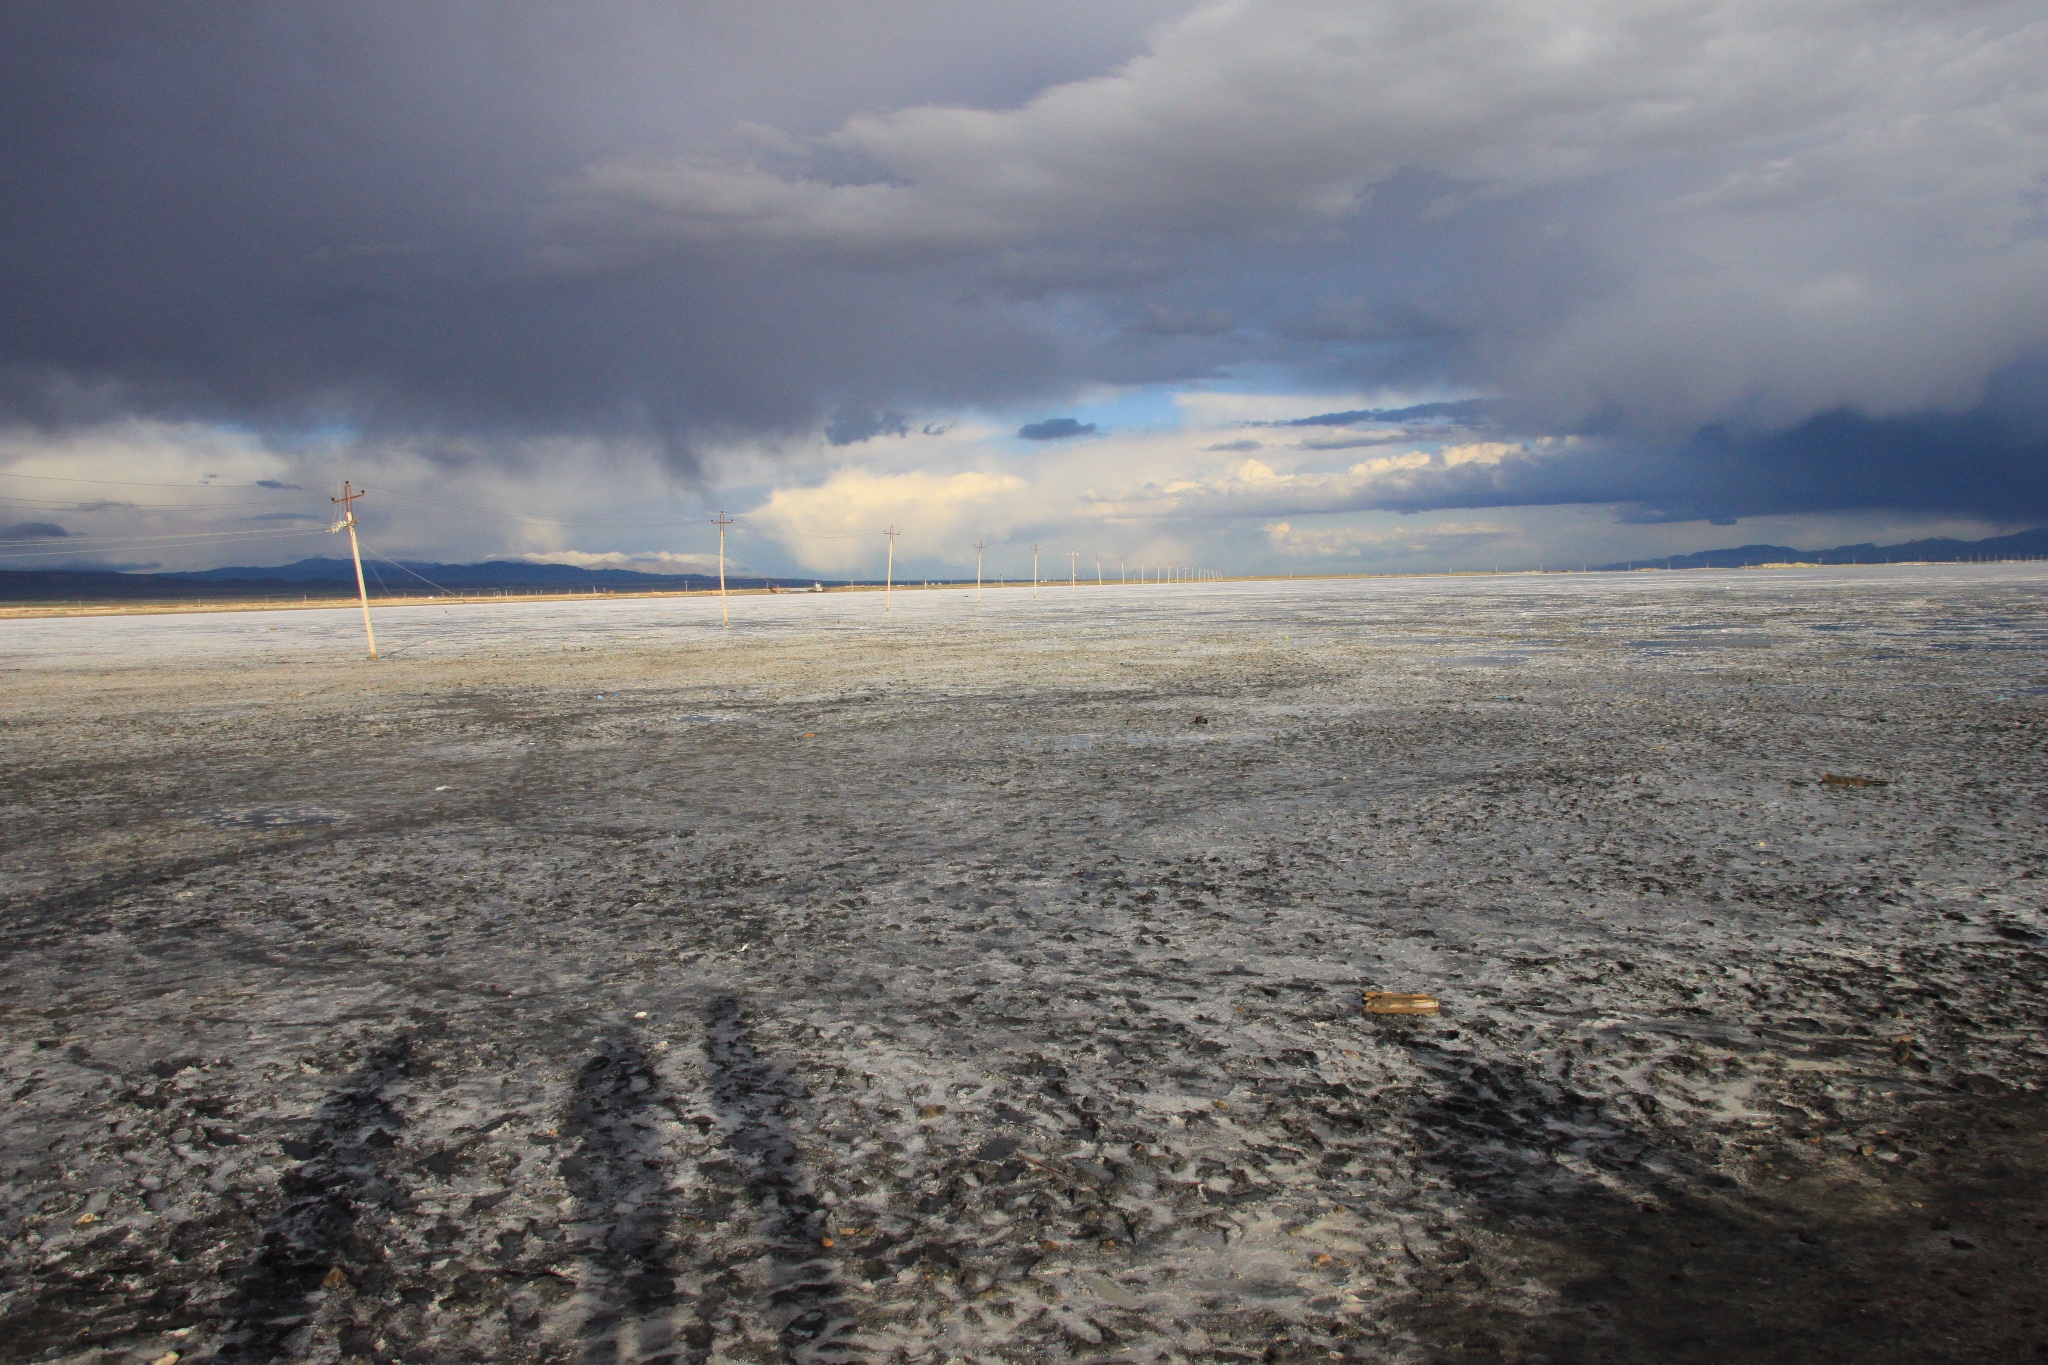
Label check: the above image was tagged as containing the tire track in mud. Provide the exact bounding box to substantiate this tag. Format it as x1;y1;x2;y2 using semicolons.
214;1033;419;1361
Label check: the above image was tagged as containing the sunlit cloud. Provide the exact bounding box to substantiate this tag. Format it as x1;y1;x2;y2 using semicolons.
747;467;1030;572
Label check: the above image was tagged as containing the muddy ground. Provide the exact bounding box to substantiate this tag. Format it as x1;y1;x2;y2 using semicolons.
2;567;2046;1364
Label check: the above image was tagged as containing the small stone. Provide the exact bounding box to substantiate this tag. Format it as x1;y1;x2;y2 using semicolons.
148;1353;180;1365
1364;992;1440;1016
917;1104;946;1119
632;1011;648;1020
820;1236;835;1248
322;1266;348;1290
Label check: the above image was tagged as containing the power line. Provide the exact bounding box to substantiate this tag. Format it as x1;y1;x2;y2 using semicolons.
0;470;310;491
368;486;706;530
0;494;316;512
0;524;328;549
0;527;325;560
357;541;476;602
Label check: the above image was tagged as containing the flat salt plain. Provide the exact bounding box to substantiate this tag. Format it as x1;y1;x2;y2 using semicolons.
3;567;2046;1364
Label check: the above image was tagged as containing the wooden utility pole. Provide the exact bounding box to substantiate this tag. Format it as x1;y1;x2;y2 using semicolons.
1067;550;1079;592
1119;555;1126;584
972;541;986;602
710;511;733;627
884;526;900;611
1094;553;1103;587
330;481;377;659
1031;544;1040;598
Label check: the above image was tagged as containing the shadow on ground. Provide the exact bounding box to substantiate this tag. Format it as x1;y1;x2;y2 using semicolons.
699;994;860;1364
1391;1035;2048;1363
216;1033;418;1361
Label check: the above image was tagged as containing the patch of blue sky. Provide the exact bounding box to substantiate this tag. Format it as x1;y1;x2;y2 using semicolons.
272;421;361;452
981;370;1390;445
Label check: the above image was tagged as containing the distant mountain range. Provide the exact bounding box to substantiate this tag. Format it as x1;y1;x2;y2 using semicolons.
1593;526;2048;571
4;528;2044;604
167;556;831;591
0;556;860;602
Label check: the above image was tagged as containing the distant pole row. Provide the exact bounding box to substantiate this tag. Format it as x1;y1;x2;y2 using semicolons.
328;489;1232;653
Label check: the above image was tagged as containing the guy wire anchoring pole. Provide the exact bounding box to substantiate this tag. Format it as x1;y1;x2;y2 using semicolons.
330;480;377;659
884;525;900;612
973;541;986;602
710;511;733;627
1031;544;1040;598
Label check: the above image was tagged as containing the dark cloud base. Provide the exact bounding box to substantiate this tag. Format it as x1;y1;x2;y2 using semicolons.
1;2;2041;537
1294;387;2048;527
1018;417;1098;441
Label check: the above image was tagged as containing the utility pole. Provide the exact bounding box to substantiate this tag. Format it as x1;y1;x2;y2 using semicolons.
330;481;377;659
1067;550;1079;592
1094;553;1103;587
884;526;900;611
1031;544;1040;598
972;541;986;602
1120;555;1126;584
710;511;733;627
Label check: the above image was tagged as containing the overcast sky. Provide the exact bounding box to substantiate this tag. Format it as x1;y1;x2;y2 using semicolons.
3;0;2044;577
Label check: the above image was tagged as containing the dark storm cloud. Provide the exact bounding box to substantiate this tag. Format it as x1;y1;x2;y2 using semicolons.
824;409;911;446
1018;418;1098;441
0;1;1183;460
1154;375;2048;527
1277;400;1503;429
2;0;2044;527
1125;305;1237;337
0;521;68;540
